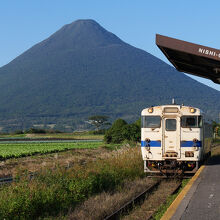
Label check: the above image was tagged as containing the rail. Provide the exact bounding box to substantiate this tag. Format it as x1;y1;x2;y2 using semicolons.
104;179;182;220
104;180;161;220
0;173;35;186
147;181;182;220
0;176;13;185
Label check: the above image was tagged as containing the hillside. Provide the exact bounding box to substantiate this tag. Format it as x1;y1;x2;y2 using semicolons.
0;19;219;131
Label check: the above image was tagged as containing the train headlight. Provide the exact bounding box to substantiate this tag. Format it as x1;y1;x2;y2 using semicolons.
193;138;198;147
193;138;198;143
148;108;153;113
190;108;196;113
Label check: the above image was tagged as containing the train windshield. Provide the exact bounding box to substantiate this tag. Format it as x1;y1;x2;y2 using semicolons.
141;116;161;128
166;119;176;131
181;116;202;128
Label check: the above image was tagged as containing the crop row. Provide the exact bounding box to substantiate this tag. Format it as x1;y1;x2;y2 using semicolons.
0;142;101;159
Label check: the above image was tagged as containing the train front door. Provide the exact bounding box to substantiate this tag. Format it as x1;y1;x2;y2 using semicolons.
163;117;181;158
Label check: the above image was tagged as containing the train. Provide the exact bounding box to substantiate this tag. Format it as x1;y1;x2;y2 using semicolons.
141;103;213;176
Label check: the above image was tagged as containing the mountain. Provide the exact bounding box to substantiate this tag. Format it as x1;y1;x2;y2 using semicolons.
0;19;219;131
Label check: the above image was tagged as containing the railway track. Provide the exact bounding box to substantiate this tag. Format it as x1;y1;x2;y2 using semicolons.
145;180;182;220
0;173;35;186
104;178;183;220
104;180;161;220
0;176;13;185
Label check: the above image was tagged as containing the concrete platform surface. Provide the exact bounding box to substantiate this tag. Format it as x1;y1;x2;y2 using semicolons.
171;155;220;220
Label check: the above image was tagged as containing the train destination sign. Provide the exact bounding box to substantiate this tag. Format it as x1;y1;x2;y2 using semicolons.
156;34;220;84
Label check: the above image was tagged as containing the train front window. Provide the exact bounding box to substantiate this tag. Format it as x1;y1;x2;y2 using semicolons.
166;119;176;131
141;116;161;128
181;116;202;128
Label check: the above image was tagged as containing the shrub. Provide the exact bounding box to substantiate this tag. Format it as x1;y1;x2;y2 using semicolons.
25;128;46;134
89;129;106;135
104;119;127;144
11;130;24;135
122;123;140;142
104;118;141;144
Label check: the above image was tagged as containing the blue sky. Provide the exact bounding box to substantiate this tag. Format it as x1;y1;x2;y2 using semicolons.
1;0;220;91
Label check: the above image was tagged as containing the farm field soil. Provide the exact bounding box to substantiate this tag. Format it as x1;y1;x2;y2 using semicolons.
0;143;121;178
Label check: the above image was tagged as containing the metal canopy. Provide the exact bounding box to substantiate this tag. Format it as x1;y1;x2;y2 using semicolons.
156;34;220;84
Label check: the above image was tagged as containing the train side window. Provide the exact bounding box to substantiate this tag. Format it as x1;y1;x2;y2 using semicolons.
141;116;161;128
166;119;176;131
198;116;203;127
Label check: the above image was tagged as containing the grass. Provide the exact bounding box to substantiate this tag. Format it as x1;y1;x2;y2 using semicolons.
211;144;220;156
0;146;144;219
0;142;101;159
213;136;220;143
209;139;220;164
26;132;104;140
0;132;104;140
0;143;124;177
0;143;123;179
0;134;26;138
100;143;122;151
68;177;155;220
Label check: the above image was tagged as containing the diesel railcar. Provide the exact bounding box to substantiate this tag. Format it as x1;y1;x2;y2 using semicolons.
141;104;212;175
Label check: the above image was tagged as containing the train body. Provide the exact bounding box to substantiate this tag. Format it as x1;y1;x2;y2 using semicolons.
141;104;212;175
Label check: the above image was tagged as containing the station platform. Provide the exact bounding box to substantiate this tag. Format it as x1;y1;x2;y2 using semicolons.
161;154;220;220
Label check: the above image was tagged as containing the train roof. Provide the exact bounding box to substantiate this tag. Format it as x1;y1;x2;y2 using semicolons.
156;34;220;84
141;105;202;115
142;104;201;109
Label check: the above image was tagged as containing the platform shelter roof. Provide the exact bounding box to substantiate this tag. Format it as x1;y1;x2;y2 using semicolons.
156;34;220;84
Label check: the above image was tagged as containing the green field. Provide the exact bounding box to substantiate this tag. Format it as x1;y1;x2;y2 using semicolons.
0;142;101;159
